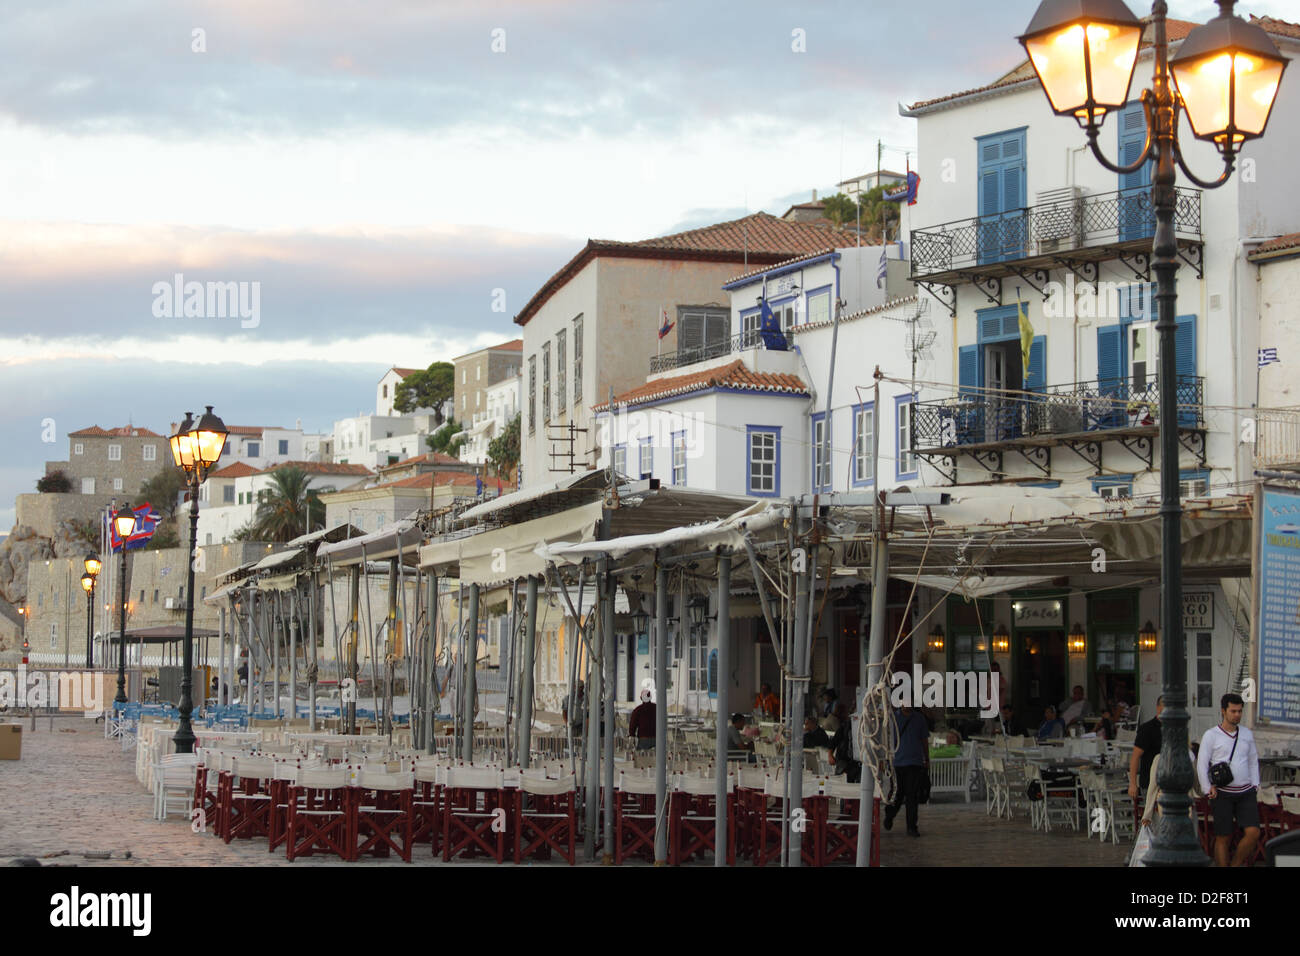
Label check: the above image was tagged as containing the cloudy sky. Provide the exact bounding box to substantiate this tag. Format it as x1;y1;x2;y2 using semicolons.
1;0;1293;527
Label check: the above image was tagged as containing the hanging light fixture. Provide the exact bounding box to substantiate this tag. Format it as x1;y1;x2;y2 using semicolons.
1138;620;1158;651
926;625;945;653
992;624;1011;653
1068;622;1088;655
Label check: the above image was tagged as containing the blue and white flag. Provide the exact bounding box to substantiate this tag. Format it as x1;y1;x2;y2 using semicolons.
876;246;888;289
1259;347;1279;368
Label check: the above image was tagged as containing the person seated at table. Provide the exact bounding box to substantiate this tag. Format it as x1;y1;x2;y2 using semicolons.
1094;705;1115;741
1037;705;1066;741
727;713;754;753
984;703;1024;737
1059;685;1092;727
803;715;830;749
754;683;780;720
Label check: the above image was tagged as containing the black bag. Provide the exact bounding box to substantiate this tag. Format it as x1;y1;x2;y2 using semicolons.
1209;731;1239;788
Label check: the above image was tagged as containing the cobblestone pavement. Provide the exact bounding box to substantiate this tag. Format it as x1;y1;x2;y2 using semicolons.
0;720;1131;867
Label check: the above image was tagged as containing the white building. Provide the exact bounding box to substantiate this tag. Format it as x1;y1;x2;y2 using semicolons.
217;422;323;473
461;373;520;466
891;13;1300;738
196;461;373;544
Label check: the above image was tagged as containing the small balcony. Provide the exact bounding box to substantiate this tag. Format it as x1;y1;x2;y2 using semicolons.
910;187;1203;300
911;375;1206;484
649;329;785;375
1255;408;1300;472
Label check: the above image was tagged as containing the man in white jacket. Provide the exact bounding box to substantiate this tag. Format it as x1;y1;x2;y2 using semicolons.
1196;692;1260;867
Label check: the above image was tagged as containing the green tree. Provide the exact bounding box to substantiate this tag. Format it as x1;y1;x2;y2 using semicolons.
486;413;520;478
821;192;858;226
137;467;187;521
248;467;328;542
427;419;467;457
145;522;181;551
395;361;455;423
36;470;72;492
857;185;901;242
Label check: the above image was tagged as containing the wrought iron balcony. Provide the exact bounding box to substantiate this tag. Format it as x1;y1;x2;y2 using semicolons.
1255;408;1300;472
911;374;1205;483
649;329;784;374
910;186;1202;285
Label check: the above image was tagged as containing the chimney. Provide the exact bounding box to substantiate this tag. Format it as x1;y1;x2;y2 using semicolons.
811;189;818;202
295;418;302;431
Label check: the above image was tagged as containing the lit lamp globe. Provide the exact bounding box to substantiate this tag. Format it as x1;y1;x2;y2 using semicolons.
190;405;229;474
1019;0;1143;128
80;573;94;594
169;412;197;472
1170;5;1288;153
113;504;137;540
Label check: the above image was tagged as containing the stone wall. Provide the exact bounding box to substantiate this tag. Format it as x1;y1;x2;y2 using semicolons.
15;493;119;541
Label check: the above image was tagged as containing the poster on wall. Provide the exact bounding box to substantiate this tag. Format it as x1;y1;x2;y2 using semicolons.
1258;485;1300;727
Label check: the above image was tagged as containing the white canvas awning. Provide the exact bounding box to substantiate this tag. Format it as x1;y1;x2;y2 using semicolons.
318;518;423;566
420;500;605;585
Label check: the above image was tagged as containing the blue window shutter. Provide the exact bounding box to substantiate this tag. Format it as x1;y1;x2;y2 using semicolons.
1174;315;1196;379
959;345;979;396
1026;335;1046;391
1118;102;1151;189
1097;325;1123;387
980;169;1000;217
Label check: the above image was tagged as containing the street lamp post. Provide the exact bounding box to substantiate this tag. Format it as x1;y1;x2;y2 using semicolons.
1018;0;1286;865
112;505;138;705
169;406;228;754
80;552;101;669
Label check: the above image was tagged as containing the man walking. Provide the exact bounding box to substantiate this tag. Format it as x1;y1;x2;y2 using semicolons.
884;704;930;837
628;688;656;750
1128;695;1163;801
1196;692;1261;867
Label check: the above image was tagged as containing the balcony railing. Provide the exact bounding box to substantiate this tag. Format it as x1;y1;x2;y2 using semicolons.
649;329;782;374
911;186;1202;279
1255;408;1300;470
912;375;1205;452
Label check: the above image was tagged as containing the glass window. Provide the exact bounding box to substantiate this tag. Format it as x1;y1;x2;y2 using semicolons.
528;356;537;434
748;428;778;495
113;478;123;491
74;443;83;455
108;444;121;461
278;439;289;455
248;442;260;457
572;315;583;403
142;444;156;461
853;405;874;484
807;290;831;326
542;342;551;423
639;439;652;479
672;431;686;485
811;415;830;492
613;444;627;476
223;485;234;503
556;329;566;415
896;398;916;477
1195;632;1213;708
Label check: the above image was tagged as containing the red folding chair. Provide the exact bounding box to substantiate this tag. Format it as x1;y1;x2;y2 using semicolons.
267;760;310;854
442;767;509;863
351;769;415;863
754;776;819;866
285;768;353;861
222;756;275;844
514;773;577;865
192;752;222;835
411;760;444;856
668;773;735;866
816;778;882;866
614;772;661;864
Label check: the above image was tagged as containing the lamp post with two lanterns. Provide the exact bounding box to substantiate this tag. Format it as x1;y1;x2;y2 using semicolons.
80;553;101;669
1016;0;1286;864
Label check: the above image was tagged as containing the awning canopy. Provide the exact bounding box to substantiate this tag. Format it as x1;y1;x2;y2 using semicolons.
318;518;423;567
106;624;220;644
421;501;604;585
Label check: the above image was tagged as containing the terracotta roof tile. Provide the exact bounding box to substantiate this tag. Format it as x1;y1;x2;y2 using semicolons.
1251;15;1300;40
593;359;808;411
1249;233;1300;259
376;451;467;472
259;460;372;477
515;213;861;326
375;471;484;490
390;367;421;378
904;18;1210;114
224;425;273;436
68;425;163;438
724;247;838;286
208;462;259;479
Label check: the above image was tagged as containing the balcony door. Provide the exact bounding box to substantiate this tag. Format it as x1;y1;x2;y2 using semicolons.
1118;101;1155;241
984;341;1023;442
977;128;1027;264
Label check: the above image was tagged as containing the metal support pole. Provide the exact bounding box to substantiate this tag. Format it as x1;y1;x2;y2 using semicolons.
787;545;811;866
218;606;227;706
114;542;128;705
857;533;889;866
583;563;603;859
289;595;299;722
307;580;318;731
714;552;731;867
431;572;447;749
518;576;539;768
601;565;617;863
654;561;669;865
461;583;480;762
347;567;359;734
1146;4;1202;864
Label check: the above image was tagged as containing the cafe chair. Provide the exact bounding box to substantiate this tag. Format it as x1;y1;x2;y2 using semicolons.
285;768;352;862
614;772;660;864
442;766;509;863
222;756;276;843
514;773;578;865
668;773;735;866
352;769;415;863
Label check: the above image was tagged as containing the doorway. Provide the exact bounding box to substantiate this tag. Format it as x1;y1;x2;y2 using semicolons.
984;341;1024;441
1018;629;1066;727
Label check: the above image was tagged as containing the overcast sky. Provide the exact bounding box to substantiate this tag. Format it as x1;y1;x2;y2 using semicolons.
1;0;1294;527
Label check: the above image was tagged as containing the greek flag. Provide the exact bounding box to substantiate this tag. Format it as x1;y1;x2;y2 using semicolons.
876;246;888;289
1259;347;1279;368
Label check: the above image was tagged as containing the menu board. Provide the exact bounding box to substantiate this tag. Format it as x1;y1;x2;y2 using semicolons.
1259;486;1300;727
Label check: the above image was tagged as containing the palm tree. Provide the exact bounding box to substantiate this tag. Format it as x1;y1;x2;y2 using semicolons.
250;467;327;542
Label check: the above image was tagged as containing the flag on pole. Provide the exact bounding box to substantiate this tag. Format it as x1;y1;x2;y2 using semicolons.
658;307;674;340
108;502;162;553
759;298;787;351
1259;347;1279;368
876;246;888;289
1017;291;1034;385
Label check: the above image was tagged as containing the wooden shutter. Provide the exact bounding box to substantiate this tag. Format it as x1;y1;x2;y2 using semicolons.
1097;325;1123;389
1026;335;1046;391
959;345;980;397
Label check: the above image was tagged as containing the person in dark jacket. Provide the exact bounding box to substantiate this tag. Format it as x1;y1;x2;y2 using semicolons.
803;715;831;749
628;689;656;750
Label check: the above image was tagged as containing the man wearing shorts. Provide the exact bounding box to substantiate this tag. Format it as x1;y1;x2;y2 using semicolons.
1196;693;1260;867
